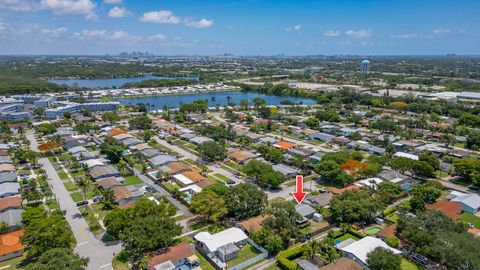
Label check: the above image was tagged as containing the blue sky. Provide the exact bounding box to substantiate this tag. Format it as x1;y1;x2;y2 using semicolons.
0;0;479;55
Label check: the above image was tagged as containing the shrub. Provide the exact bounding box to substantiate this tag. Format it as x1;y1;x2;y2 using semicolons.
386;235;399;248
277;245;304;270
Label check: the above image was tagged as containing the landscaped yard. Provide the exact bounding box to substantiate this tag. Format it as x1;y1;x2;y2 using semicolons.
64;181;77;191
163;181;181;191
123;175;142;186
401;258;422;270
57;171;69;180
227;243;261;267
460;212;480;229
45;199;59;210
195;251;215;270
79;205;105;236
70;192;83;202
385;212;400;223
334;233;361;242
212;173;230;182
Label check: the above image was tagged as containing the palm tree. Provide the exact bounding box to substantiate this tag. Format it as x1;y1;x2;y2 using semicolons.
100;189;116;210
76;178;92;206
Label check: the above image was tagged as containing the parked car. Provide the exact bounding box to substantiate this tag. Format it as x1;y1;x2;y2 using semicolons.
76;201;89;207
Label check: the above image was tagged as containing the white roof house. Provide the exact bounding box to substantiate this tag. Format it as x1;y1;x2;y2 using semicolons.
194;227;248;254
355;178;384;189
172;174;194;187
393;152;419;160
82;159;105;168
451;193;480;214
340;236;402;267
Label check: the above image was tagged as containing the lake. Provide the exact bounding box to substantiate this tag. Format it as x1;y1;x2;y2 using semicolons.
118;91;316;110
49;75;199;88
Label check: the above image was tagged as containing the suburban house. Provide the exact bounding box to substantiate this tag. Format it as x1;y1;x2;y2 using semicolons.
230;151;255;164
112;186;138;206
148;155;177;168
0;197;22;213
97;177;123;190
0;183;20;198
147;243;200;270
339;236;402;270
89;165;121;180
122;137;144;147
0;172;17;184
0;230;24;262
295;204;317;223
450;192;480;214
307;132;334;142
0;156;12;164
172;171;207;187
274;141;296;150
272;164;299;178
141;148;163;159
194;227;248;263
0;208;23;229
159;162;192;175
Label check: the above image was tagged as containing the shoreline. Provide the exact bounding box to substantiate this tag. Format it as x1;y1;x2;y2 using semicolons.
107;88;242;100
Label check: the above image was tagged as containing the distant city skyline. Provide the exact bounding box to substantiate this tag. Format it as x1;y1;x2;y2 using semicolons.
0;0;479;55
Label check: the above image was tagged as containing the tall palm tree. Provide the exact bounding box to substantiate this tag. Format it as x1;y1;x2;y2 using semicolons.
76;178;92;206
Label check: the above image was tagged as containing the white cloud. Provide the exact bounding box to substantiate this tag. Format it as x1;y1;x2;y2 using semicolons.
40;0;97;20
184;18;213;28
72;29;140;42
103;0;120;3
147;33;167;41
323;30;340;37
0;0;38;11
432;28;450;35
140;10;181;24
0;19;5;31
389;33;418;39
285;24;301;32
345;29;372;38
41;26;67;37
108;6;130;18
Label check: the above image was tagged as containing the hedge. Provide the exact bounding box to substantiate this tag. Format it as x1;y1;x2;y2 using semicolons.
277;244;304;270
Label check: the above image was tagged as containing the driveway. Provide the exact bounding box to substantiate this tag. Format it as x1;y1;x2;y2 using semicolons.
25;129;39;151
40;157;121;270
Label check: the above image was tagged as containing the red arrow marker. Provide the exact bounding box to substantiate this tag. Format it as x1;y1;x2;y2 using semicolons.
292;175;308;204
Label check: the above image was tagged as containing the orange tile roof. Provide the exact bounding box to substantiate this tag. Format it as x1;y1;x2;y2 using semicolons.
166;162;192;175
152;119;170;125
274;141;296;150
0;230;24;256
427;200;463;221
113;186;133;201
182;171;207;182
0;196;22;212
148;243;195;269
108;129;125;136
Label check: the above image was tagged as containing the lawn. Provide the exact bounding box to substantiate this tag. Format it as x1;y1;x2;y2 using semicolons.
460;212;480;229
0;254;26;270
212;173;230;182
195;251;215;270
163;182;181;192
335;233;361;242
64;181;77;191
123;175;143;186
70;192;83;202
57;171;69;180
223;161;242;171
45;199;59;210
227;244;261;267
79;205;105;236
401;258;422;270
91;202;109;219
112;252;130;270
385;213;400;223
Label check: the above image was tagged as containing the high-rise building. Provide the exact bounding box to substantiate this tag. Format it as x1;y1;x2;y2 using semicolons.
361;60;370;75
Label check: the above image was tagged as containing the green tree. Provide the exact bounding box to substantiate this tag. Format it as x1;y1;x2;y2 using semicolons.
226;183;267;219
128;115;152;130
366;247;402;270
330;189;384;224
25;248;88;270
197;141;227;162
75;178;92;205
190;190;227;222
22;210;76;258
102;111;120;123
